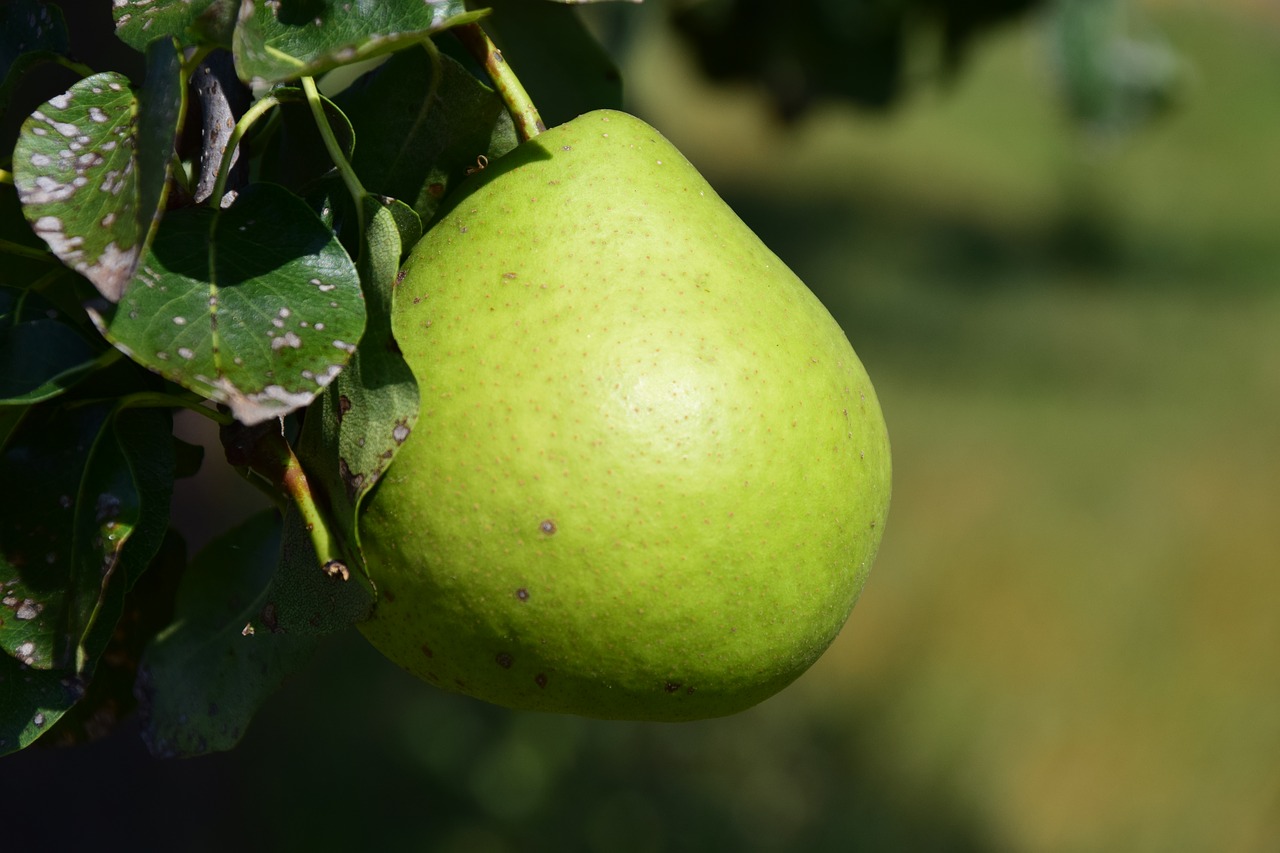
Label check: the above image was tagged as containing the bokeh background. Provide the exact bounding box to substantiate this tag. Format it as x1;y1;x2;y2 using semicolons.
8;1;1280;850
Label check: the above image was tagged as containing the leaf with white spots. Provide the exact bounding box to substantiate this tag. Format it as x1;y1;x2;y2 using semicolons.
0;399;173;754
12;39;185;303
233;0;484;86
92;182;365;426
0;0;70;109
1;402;111;673
299;196;418;569
0;652;80;756
137;511;321;758
0;400;171;674
114;0;238;51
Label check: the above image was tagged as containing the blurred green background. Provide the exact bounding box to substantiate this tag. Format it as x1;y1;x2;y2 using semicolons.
9;1;1280;850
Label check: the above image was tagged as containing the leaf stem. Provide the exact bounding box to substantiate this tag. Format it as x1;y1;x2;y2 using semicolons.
117;391;233;424
453;23;545;142
0;238;55;262
0;169;12;185
220;419;348;574
300;76;365;213
52;55;96;80
209;93;280;207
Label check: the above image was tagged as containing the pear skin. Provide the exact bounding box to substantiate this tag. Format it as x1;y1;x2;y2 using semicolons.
357;110;891;721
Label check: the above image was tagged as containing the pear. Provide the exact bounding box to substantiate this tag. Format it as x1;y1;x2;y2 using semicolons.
357;110;891;721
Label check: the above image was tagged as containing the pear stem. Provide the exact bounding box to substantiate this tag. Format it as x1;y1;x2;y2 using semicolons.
453;23;545;141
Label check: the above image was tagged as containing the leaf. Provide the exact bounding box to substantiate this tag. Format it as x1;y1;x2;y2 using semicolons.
114;0;239;52
0;285;102;404
256;504;373;636
35;529;185;748
337;46;516;225
1;402;112;672
0;653;81;756
0;0;70;110
12;39;186;303
136;511;321;758
90;182;366;426
298;196;419;569
0;403;172;670
233;0;486;87
74;407;175;666
255;85;356;197
0;400;174;754
473;0;623;128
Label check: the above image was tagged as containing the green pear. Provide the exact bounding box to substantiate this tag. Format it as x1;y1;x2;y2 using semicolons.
357;110;891;721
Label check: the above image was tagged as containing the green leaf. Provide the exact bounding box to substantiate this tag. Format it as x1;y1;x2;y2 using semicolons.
1;401;112;672
12;39;185;303
36;529;185;748
0;652;81;756
136;511;320;758
233;0;486;86
114;0;239;51
0;0;70;110
75;406;175;665
298;197;419;568
337;46;516;225
0;400;174;754
0;285;102;404
90;183;366;426
256;504;374;636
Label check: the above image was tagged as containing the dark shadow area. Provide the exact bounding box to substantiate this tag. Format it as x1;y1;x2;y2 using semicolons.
1;632;997;852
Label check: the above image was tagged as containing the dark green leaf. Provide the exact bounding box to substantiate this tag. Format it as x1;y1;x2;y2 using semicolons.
0;0;70;110
255;86;356;196
1;402;112;672
35;529;185;748
136;38;186;246
0;401;172;683
74;406;176;671
0;285;101;404
233;0;486;86
12;40;185;303
298;197;419;572
258;504;373;636
0;652;81;756
90;183;366;426
136;511;320;758
114;0;239;51
337;46;516;225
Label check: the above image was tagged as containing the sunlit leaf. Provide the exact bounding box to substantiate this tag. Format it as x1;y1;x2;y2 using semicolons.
233;0;485;86
12;39;186;303
114;0;238;51
137;511;320;758
90;183;366;426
